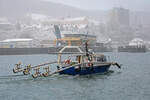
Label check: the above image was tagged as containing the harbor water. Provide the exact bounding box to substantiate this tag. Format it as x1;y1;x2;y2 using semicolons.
0;53;150;100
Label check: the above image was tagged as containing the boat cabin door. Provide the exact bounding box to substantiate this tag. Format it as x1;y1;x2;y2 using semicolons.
76;56;81;63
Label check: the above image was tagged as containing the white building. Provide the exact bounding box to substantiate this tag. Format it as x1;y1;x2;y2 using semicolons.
0;38;34;48
129;38;145;47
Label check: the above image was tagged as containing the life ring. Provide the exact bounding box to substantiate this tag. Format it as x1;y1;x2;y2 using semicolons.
88;62;94;67
88;63;92;67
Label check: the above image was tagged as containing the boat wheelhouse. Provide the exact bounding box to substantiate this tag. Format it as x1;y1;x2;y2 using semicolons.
57;46;118;75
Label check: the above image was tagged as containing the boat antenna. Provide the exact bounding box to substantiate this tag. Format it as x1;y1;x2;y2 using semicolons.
85;40;89;56
85;25;90;58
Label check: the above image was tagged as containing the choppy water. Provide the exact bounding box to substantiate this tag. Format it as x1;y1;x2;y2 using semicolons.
0;53;150;100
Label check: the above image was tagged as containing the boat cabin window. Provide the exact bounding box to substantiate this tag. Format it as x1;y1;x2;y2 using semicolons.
63;48;79;52
97;56;107;62
83;56;93;62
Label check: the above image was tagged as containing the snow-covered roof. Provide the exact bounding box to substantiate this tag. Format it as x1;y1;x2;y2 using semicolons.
1;38;33;42
64;17;87;22
48;18;63;22
129;38;145;46
131;38;144;42
78;24;87;29
26;13;48;21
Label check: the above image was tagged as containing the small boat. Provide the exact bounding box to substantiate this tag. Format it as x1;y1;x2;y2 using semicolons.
56;43;121;76
12;42;121;78
59;53;112;75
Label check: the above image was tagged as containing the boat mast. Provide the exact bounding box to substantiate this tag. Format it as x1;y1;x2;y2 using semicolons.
85;41;89;57
85;25;91;61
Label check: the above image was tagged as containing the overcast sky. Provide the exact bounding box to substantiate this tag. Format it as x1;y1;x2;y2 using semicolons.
43;0;150;11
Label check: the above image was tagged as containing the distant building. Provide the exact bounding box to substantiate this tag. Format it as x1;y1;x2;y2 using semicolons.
0;17;14;31
54;34;96;46
108;7;130;29
0;38;33;48
129;38;145;47
42;17;89;26
118;38;147;52
107;7;132;42
39;40;54;47
0;23;14;30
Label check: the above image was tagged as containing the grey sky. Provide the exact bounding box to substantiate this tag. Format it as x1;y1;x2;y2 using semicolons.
43;0;150;11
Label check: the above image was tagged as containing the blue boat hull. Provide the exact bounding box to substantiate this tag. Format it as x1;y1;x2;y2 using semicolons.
59;64;111;75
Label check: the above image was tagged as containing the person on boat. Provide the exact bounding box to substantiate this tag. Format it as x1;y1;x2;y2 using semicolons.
84;57;91;67
65;56;71;65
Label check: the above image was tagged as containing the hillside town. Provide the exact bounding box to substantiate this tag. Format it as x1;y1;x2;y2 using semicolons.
0;7;150;52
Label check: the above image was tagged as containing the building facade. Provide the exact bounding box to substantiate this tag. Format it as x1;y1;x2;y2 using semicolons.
108;7;130;29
